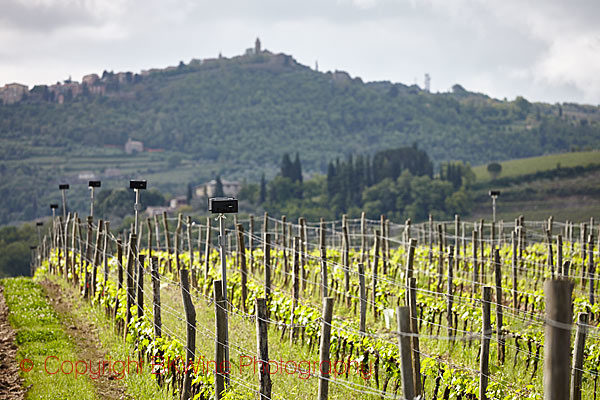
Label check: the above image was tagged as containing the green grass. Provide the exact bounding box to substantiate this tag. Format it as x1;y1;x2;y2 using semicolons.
1;277;96;399
472;151;600;182
470;168;600;223
46;276;169;400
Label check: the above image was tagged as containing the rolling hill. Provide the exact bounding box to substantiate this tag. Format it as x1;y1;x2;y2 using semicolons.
1;48;600;224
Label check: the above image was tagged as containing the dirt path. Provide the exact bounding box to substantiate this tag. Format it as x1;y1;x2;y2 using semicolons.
0;285;26;400
40;279;128;400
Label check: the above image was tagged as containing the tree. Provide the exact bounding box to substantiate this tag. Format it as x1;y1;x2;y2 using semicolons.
214;176;224;197
186;183;193;203
280;153;293;180
293;152;303;183
259;174;266;204
487;162;502;180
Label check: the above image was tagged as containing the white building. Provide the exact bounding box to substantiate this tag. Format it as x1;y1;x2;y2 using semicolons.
195;179;240;198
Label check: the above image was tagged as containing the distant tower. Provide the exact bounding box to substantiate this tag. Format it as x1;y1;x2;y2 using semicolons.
424;73;431;92
255;37;261;54
315;60;319;71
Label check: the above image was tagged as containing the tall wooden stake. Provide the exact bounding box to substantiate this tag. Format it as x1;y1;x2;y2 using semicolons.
480;286;492;400
318;297;334;400
256;298;272;399
397;306;415;400
544;279;573;400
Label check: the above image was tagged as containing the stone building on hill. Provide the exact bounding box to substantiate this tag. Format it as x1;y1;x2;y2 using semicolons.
195;179;240;198
0;83;28;104
125;138;144;154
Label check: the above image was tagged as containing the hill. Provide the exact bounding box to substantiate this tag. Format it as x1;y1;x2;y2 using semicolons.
472;150;600;182
470;151;600;222
1;46;600;224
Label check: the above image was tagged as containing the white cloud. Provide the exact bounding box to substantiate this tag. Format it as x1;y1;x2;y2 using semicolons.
1;0;599;104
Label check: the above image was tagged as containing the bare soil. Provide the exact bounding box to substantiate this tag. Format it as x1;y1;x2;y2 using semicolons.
0;285;26;400
40;279;129;400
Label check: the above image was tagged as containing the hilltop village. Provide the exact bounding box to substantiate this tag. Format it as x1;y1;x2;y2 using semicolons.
0;38;345;106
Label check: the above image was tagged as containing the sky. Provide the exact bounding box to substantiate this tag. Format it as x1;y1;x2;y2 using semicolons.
1;0;599;105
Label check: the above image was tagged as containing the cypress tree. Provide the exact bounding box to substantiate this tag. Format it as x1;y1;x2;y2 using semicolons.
259;174;266;204
214;176;224;197
281;153;293;180
186;183;193;203
293;152;303;183
326;162;336;199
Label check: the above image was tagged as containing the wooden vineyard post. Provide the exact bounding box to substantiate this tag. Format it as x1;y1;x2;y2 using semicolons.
153;214;161;251
320;219;328;299
162;211;172;273
281;215;288;276
360;211;366;264
442;223;447;250
318;297;334;400
571;312;588;400
174;214;182;278
249;215;255;271
455;214;460;270
372;230;380;318
518;225;524;287
490;221;495;260
187;216;195;288
84;216;93;298
472;229;478;295
396;306;415;400
180;268;196;400
437;224;444;291
512;231;518;311
428;214;434;265
103;221;110;299
197;222;202;262
236;224;248;312
299;217;307;294
214;279;228;398
256;298;272;400
63;213;71;278
381;215;387;275
359;263;366;335
385;218;390;264
71;213;78;284
205;217;211;281
264;233;272;307
136;254;145;319
290;237;300;343
342;215;350;305
447;246;454;339
91;219;103;298
580;223;587;285
544;279;573;400
405;238;416;282
462;221;467;268
263;211;268;238
408;277;422;397
494;248;504;363
479;220;485;284
557;235;563;276
546;229;555;278
151;256;161;338
568;221;574;257
114;238;123;321
588;234;595;305
480;286;492;400
147;218;153;260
